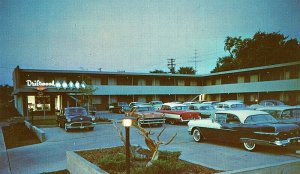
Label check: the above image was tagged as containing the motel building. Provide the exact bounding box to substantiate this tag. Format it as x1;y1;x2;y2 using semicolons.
12;61;300;119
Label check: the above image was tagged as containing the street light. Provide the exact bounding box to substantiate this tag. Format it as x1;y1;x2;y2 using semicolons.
122;118;132;174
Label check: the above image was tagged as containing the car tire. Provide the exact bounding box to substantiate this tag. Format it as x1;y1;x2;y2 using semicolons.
243;142;256;151
193;128;203;142
169;119;175;125
89;127;94;131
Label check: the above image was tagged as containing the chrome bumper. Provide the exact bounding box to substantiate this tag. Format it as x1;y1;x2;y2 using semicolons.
66;122;96;129
241;137;300;147
138;118;165;125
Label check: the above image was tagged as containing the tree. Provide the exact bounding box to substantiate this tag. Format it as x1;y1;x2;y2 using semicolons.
0;85;20;119
211;31;300;73
177;67;196;74
150;69;167;73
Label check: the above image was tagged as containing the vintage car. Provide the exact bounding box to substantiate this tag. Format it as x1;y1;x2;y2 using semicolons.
182;101;197;106
129;102;146;108
201;101;220;108
158;103;200;124
249;100;286;110
149;100;163;110
188;110;300;151
57;107;96;132
188;104;216;118
215;101;247;110
109;102;130;113
126;105;165;127
257;106;300;126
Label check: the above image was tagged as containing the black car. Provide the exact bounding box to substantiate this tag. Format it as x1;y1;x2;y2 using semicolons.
57;107;96;132
109;102;130;113
188;110;300;151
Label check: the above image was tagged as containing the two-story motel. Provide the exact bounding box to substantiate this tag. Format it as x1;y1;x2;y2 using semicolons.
12;61;300;118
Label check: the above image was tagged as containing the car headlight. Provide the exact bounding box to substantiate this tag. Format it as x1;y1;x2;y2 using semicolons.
67;118;71;122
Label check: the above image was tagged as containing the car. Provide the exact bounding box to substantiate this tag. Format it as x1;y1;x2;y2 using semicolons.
249;100;287;110
129;102;145;108
257;106;300;126
126;105;165;127
182;101;197;106
201;101;220;108
188;104;216;118
149;100;164;110
158;103;200;124
215;101;247;110
188;110;300;151
56;107;96;132
109;102;130;113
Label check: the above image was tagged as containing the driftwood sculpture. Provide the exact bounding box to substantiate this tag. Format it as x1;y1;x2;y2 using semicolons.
113;120;177;166
132;122;177;167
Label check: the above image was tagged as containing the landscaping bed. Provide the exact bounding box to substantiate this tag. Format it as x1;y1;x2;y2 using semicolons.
77;146;220;174
2;122;40;149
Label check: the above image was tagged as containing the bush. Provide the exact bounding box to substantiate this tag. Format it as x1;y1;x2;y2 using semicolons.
158;151;181;160
99;153;126;172
132;159;185;174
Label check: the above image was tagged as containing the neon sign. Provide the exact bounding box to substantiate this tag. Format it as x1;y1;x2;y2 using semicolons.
26;80;55;87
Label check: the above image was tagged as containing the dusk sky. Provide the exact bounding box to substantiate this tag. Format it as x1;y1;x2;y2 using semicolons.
1;0;299;85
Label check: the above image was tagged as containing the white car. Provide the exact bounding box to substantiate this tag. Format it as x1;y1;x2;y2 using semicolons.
188;110;300;151
188;104;216;118
149;100;163;110
215;101;246;110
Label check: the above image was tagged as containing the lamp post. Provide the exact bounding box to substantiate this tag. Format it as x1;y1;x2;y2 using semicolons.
122;119;132;174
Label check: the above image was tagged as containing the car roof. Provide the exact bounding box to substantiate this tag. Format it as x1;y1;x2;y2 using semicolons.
215;110;269;123
257;106;300;111
163;103;187;107
217;101;245;105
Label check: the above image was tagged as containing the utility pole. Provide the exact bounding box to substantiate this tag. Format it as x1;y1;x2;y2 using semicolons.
167;58;176;74
194;49;197;73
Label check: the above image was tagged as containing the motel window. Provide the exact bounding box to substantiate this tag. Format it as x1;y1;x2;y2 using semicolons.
27;95;51;112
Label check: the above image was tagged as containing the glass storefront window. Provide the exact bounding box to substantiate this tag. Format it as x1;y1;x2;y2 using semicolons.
27;95;51;111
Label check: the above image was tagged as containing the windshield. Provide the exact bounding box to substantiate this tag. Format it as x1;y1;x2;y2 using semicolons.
137;106;156;112
172;106;188;111
244;114;278;124
65;108;88;116
119;102;129;106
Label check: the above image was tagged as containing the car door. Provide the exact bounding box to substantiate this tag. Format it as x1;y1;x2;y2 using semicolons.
220;114;242;142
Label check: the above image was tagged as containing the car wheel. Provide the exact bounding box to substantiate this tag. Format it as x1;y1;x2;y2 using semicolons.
58;121;64;128
243;142;256;151
169;119;175;125
89;127;94;131
193;128;202;142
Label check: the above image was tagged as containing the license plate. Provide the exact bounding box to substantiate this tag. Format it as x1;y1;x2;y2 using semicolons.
80;126;84;129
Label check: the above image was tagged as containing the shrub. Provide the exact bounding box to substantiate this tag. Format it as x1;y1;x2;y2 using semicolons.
98;153;126;172
158;151;181;160
132;159;185;174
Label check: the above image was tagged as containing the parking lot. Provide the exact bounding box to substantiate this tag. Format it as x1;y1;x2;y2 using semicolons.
5;112;300;174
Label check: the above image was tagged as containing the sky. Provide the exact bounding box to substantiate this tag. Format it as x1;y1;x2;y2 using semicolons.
0;0;299;85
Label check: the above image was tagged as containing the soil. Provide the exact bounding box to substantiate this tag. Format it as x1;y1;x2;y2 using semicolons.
2;122;41;149
77;146;221;174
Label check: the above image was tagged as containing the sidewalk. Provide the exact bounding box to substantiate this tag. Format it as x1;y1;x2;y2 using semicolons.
0;122;11;174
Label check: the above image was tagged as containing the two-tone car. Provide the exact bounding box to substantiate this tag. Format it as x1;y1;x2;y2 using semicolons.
158;103;200;124
126;105;165;127
188;103;216;119
188;110;300;151
57;107;96;132
109;102;130;114
257;106;300;126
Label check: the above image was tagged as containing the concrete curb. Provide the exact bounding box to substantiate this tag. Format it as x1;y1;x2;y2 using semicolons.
66;151;108;174
217;159;300;174
0;125;11;174
24;121;46;142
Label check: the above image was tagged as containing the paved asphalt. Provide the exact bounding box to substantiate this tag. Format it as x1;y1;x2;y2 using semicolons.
3;112;300;174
